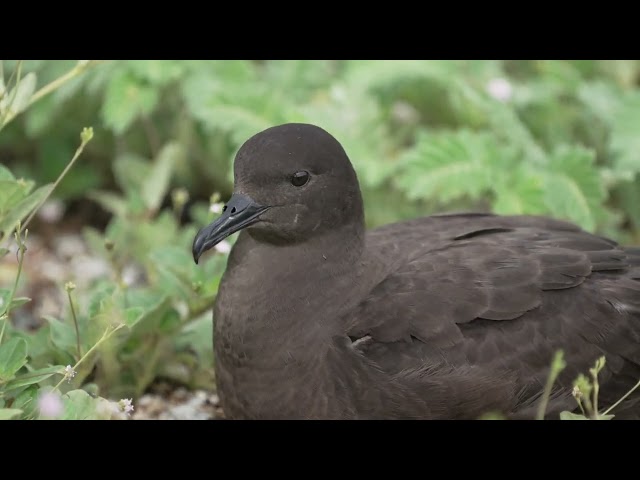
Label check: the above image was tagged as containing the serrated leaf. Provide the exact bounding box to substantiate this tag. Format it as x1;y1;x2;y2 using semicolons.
101;71;159;135
141;142;181;212
493;167;547;216
0;337;28;381
5;365;64;390
0;183;53;238
609;92;640;176
0;408;23;420
543;146;604;231
397;130;495;203
126;60;186;85
577;81;622;124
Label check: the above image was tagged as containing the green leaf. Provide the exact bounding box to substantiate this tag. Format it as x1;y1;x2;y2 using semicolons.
10;297;31;309
0;408;23;420
43;316;77;353
396;130;495;203
609;92;640;176
101;71;159;135
0;247;8;257
543;145;605;231
0;179;33;211
597;414;615;420
493;167;547;216
4;73;37;115
0;183;53;238
559;411;589;420
141;142;181;212
125;294;171;334
87;190;128;217
112;152;151;196
11;386;38;419
5;365;64;390
59;389;102;420
126;60;186;86
577;81;622;124
0;165;16;181
0;337;28;381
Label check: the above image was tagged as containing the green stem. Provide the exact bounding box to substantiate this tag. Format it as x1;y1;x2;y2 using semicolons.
0;61;22;128
21;127;94;232
67;290;82;359
53;323;126;391
592;376;599;419
536;351;566;420
602;378;640;416
1;60;106;129
0;228;28;345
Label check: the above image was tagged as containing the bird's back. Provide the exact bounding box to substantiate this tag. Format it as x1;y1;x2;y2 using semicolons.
346;212;640;419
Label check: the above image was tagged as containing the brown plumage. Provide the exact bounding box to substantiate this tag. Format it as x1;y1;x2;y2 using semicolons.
192;123;640;419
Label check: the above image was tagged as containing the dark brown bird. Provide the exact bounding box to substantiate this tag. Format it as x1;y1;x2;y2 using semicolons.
192;123;640;420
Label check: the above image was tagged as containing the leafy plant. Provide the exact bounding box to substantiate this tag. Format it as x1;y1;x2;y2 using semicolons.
2;60;640;420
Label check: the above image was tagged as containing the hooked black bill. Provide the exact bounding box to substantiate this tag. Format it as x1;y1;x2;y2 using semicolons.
192;193;269;264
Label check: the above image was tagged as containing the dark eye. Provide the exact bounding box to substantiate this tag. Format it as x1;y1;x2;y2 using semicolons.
291;171;310;187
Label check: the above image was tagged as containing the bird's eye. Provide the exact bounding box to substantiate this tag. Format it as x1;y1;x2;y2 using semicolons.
291;171;310;187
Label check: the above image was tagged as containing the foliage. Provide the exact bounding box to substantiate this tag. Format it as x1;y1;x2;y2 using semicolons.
1;60;640;419
2;60;639;239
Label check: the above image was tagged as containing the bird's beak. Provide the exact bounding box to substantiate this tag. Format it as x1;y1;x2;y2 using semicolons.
192;193;269;264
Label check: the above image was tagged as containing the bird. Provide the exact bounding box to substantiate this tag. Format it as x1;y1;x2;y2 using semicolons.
192;122;640;420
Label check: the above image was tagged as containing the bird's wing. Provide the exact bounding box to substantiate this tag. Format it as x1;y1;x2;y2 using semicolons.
346;214;640;418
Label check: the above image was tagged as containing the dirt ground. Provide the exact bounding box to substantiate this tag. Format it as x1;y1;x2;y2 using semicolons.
132;383;225;420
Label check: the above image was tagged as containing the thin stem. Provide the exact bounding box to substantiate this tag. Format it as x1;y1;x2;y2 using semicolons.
1;60;106;130
536;350;566;420
53;323;126;391
592;375;599;419
0;60;22;127
67;290;82;359
28;61;105;106
0;228;28;345
21;127;93;232
602;378;640;416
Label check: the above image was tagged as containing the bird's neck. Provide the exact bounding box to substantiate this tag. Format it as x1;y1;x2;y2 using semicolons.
218;223;366;334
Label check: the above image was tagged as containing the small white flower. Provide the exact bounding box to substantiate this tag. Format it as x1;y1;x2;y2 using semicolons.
214;240;232;255
486;77;513;102
118;398;135;416
38;391;64;418
63;365;77;383
209;202;224;215
572;385;582;399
